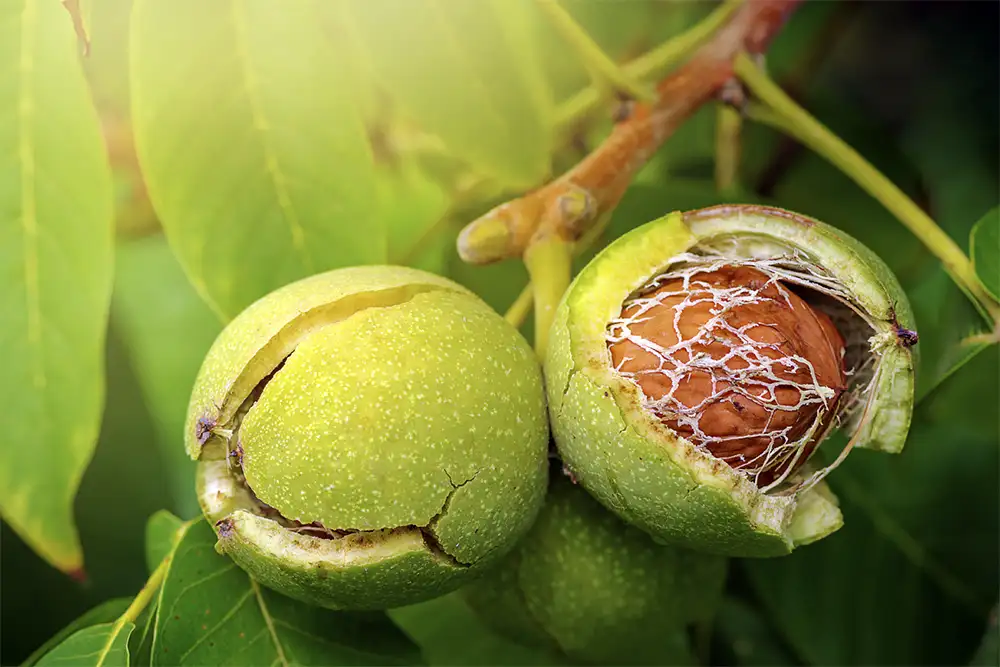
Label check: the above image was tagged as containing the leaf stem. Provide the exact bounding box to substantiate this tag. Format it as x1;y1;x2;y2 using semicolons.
538;0;655;108
555;0;743;131
504;283;534;329
735;53;1000;324
714;103;743;193
92;554;170;665
524;238;572;356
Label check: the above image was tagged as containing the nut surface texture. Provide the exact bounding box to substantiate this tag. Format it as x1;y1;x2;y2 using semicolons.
188;265;549;609
464;473;726;665
609;264;847;488
545;205;916;556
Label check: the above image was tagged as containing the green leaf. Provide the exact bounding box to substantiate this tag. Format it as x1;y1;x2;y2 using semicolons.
909;267;992;402
744;354;999;665
144;510;184;573
0;0;115;573
36;621;135;667
348;0;553;188
130;0;380;320
82;0;133;118
381;161;452;274
152;520;421;666
24;598;132;667
128;601;158;667
970;206;1000;301
113;237;221;516
390;593;566;667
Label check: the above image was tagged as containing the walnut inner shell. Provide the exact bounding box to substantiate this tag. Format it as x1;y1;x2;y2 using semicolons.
607;264;847;489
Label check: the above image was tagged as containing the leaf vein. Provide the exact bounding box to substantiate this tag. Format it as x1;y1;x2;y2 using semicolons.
230;0;313;273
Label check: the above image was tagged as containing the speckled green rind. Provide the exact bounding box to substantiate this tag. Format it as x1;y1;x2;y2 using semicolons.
546;204;917;556
241;289;548;564
221;513;468;611
188;266;549;609
198;459;473;611
464;475;721;665
185;265;468;460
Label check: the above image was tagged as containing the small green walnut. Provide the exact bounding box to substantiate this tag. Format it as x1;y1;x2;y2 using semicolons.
464;473;727;666
546;205;917;557
187;265;549;610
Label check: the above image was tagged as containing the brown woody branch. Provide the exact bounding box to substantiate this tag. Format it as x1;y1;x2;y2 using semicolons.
457;0;803;265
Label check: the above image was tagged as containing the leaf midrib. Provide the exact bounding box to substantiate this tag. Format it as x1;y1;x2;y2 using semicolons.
19;0;44;392
229;0;313;276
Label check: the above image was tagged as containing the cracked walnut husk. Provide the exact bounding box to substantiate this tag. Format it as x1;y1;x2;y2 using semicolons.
545;205;917;557
188;266;549;610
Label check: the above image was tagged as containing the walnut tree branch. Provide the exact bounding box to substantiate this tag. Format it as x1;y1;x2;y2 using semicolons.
457;0;802;266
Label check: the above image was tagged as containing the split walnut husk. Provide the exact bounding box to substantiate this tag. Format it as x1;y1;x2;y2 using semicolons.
187;266;549;609
545;205;916;557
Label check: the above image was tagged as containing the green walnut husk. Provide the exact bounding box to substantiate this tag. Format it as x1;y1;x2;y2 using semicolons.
545;205;916;557
464;472;726;665
188;265;550;610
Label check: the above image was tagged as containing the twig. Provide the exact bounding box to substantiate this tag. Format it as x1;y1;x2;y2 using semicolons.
537;0;655;105
735;53;1000;324
715;102;743;192
554;0;744;131
457;0;802;266
504;284;534;329
524;238;572;355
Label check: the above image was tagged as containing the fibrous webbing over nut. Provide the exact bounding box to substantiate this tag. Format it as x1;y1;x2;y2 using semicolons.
608;259;847;490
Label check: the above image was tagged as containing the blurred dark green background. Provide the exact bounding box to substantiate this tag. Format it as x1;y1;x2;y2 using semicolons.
2;1;997;665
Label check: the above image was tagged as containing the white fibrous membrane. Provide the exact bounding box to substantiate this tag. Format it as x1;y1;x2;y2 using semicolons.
607;248;877;493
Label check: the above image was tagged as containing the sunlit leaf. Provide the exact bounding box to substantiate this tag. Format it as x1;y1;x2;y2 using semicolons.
348;0;553;188
36;621;134;667
24;598;131;667
131;0;380;320
113;237;221;516
970;206;1000;301
82;0;132;118
151;520;420;666
381;160;451;274
0;0;114;573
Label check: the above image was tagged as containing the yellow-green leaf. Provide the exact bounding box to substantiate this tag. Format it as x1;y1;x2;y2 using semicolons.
0;0;114;573
130;0;381;320
348;0;553;188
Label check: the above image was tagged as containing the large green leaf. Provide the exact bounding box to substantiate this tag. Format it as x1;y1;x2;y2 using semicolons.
381;160;451;274
151;520;420;666
24;598;132;667
0;0;114;573
348;0;552;188
36;621;135;667
970;206;1000;302
130;0;380;320
744;355;999;665
113;237;221;516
